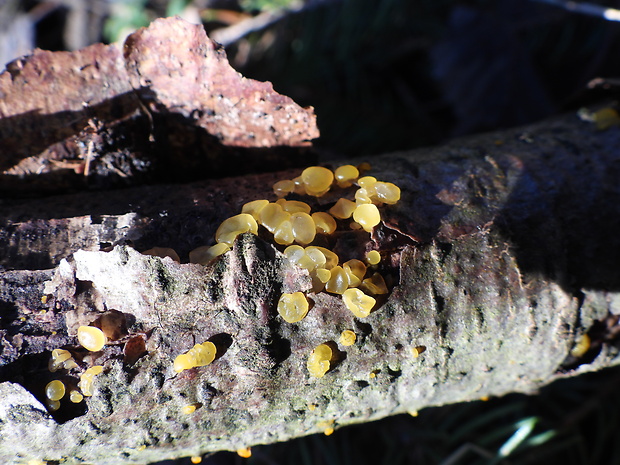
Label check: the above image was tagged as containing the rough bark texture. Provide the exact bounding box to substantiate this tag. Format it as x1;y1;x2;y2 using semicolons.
2;110;620;463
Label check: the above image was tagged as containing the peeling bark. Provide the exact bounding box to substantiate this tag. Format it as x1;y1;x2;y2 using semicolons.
0;17;319;194
2;110;620;463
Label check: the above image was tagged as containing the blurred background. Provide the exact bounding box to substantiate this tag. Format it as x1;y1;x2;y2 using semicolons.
3;0;620;463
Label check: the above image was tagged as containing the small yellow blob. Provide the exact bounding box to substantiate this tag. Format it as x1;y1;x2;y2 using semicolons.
290;212;316;245
592;107;620;130
343;259;366;287
306;247;339;270
215;214;259;246
570;334;591;358
45;380;66;401
311;212;337;234
278;292;310;323
273;219;295;245
41;295;48;304
173;342;217;373
78;365;104;396
411;345;427;358
301;166;334;195
137;444;147;451
189;243;230;265
258;203;290;233
273;179;295;197
353;204;381;232
45;398;61;411
365;250;381;265
182;404;197;415
77;326;107;352
307;403;318;411
334;164;359;187
49;348;75;372
408;410;419;417
241;199;269;220
69;390;84;403
142;247;181;263
342;288;376;318
325;266;349;294
278;199;312;214
307;343;333;378
329;198;356;219
324;426;335;436
237;447;252;458
357;176;377;189
191;456;203;464
361;272;389;295
339;330;356;346
373;182;401;204
480;396;490;402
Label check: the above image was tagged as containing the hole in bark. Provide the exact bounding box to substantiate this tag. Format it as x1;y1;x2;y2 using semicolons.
208;333;233;360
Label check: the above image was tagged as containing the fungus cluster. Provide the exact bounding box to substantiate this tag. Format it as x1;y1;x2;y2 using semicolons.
184;163;402;379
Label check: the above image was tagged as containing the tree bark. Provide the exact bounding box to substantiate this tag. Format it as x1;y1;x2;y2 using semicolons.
2;109;620;463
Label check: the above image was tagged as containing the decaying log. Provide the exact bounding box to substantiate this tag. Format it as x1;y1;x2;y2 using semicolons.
2;108;620;463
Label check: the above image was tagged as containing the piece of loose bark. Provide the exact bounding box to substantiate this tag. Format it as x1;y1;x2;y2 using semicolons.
0;17;319;194
1;112;620;464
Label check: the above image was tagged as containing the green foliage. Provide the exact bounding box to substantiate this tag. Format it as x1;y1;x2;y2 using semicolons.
103;0;151;43
240;0;298;12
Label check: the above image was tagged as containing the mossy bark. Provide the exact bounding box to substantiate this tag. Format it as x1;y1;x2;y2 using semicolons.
2;111;620;463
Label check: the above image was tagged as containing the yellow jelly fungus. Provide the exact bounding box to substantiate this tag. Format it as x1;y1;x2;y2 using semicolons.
182;404;197;415
334;164;359;187
408;410;419;417
46;399;61;411
570;334;591;357
273;179;295;197
45;380;66;401
366;250;381;265
278;199;312;214
69;390;84;403
361;272;389;295
189;243;230;265
301;166;334;195
173;342;217;373
307;247;339;270
411;345;427;358
308;403;318;411
353;203;381;232
241;199;269;220
343;259;366;287
315;268;331;283
41;295;48;304
237;448;252;458
307;343;333;378
357;176;377;189
278;292;310;323
215;214;259;246
49;348;74;372
329;198;357;219
142;247;181;263
273;219;295;245
190;457;203;464
339;330;356;346
354;187;373;205
77;326;107;352
324;426;335;436
480;396;490;401
290;212;316;245
258;203;290;233
78;365;104;396
311;212;337;234
343;288;376;318
304;247;327;269
373;182;401;205
325;266;349;294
